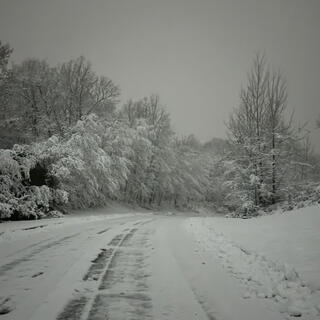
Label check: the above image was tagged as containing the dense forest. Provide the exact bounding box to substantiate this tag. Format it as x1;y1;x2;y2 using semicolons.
1;41;320;220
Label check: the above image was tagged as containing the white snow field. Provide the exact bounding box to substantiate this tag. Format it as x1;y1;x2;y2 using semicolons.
185;205;320;319
0;206;318;320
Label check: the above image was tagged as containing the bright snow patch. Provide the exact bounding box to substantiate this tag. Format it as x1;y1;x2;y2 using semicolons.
185;205;320;320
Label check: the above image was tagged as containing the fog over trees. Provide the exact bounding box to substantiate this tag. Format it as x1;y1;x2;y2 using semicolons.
1;42;319;220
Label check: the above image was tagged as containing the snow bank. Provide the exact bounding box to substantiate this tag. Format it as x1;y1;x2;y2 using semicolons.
185;205;320;319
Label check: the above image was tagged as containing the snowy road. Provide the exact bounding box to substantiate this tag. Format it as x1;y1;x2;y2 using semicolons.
0;212;308;320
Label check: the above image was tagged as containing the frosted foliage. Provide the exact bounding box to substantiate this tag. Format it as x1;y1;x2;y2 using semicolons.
0;146;67;219
33;114;133;209
2;91;319;220
0;150;22;180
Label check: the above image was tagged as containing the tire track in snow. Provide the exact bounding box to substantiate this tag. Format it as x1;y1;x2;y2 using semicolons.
56;296;88;320
96;228;109;235
189;289;218;320
3;237;53;259
56;220;152;320
56;232;131;320
0;233;81;277
87;227;152;320
82;248;113;281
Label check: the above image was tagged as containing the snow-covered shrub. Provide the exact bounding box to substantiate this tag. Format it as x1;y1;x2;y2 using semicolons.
236;200;259;218
0;144;68;220
47;210;64;218
220;159;261;217
281;182;320;212
29;185;52;210
53;189;69;205
0;202;13;219
0;147;32;219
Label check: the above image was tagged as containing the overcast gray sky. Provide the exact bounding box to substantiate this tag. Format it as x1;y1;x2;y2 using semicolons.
1;0;319;150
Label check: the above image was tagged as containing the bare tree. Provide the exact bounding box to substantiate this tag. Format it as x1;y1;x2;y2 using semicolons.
316;115;320;129
59;56;95;124
227;53;296;209
86;76;120;116
266;70;288;203
59;56;120;124
0;41;12;77
227;53;269;206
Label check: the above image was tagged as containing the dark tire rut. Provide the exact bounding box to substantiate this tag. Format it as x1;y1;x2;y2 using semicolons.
57;219;153;320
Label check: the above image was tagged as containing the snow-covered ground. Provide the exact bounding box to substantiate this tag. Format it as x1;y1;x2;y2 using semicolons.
185;205;320;319
0;206;319;320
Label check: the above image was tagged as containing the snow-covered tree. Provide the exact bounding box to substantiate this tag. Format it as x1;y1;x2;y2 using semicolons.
226;54;303;213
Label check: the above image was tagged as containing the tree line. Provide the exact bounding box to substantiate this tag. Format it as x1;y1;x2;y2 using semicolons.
0;41;319;220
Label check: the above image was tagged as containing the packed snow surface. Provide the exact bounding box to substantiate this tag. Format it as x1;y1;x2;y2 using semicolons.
185;205;320;319
0;205;318;319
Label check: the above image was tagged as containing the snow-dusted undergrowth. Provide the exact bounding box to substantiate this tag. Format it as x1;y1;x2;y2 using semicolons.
0;145;68;220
